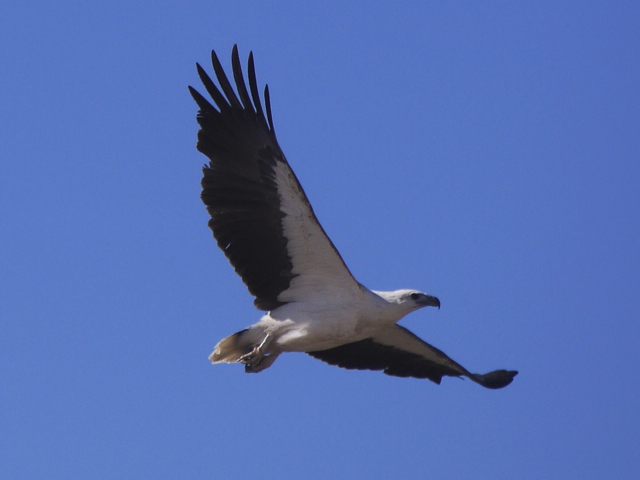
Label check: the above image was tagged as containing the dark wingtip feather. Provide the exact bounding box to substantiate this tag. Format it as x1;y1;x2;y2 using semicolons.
472;370;518;389
231;46;255;113
188;85;215;113
264;84;275;133
195;63;229;111
211;49;242;109
247;51;268;128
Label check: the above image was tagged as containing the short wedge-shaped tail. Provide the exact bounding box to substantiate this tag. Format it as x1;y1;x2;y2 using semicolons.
209;328;263;363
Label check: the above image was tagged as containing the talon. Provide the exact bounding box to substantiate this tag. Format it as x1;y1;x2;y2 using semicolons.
238;333;271;364
238;350;258;364
245;352;281;374
235;333;279;373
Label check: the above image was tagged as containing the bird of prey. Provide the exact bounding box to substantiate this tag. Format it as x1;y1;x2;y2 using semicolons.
189;46;517;389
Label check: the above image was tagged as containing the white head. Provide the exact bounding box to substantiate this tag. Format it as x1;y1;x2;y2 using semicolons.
373;289;441;314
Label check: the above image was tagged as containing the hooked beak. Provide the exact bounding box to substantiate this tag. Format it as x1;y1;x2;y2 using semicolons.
419;295;441;309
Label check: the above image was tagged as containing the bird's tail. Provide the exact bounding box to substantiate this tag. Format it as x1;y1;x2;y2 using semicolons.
209;328;261;363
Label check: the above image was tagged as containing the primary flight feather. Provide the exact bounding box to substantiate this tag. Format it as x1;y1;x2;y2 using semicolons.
189;46;517;389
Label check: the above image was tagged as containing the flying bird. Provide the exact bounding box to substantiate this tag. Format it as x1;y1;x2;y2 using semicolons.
189;46;517;389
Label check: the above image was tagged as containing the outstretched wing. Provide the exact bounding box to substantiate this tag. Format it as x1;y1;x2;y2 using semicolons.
189;46;362;311
307;325;518;389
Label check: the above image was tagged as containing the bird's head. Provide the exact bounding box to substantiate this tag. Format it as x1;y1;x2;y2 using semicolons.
374;289;441;313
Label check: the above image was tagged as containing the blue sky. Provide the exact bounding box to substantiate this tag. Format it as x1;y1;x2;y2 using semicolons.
2;2;639;479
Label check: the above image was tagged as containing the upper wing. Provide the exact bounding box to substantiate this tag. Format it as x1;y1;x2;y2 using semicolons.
189;46;362;311
307;325;517;389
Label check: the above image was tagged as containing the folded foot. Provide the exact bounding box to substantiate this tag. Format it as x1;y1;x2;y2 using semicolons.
238;334;280;373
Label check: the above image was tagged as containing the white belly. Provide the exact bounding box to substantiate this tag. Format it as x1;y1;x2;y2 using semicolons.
261;299;396;353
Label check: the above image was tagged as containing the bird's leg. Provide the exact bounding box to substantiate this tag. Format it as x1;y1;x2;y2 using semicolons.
244;352;281;373
238;333;272;370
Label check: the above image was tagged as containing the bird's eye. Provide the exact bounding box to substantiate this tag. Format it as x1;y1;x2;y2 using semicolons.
410;293;420;300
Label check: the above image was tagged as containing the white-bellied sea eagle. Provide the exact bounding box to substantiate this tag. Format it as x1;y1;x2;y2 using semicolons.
188;46;517;389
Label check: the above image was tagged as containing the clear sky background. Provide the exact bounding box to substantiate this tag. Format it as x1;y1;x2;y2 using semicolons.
2;2;639;479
